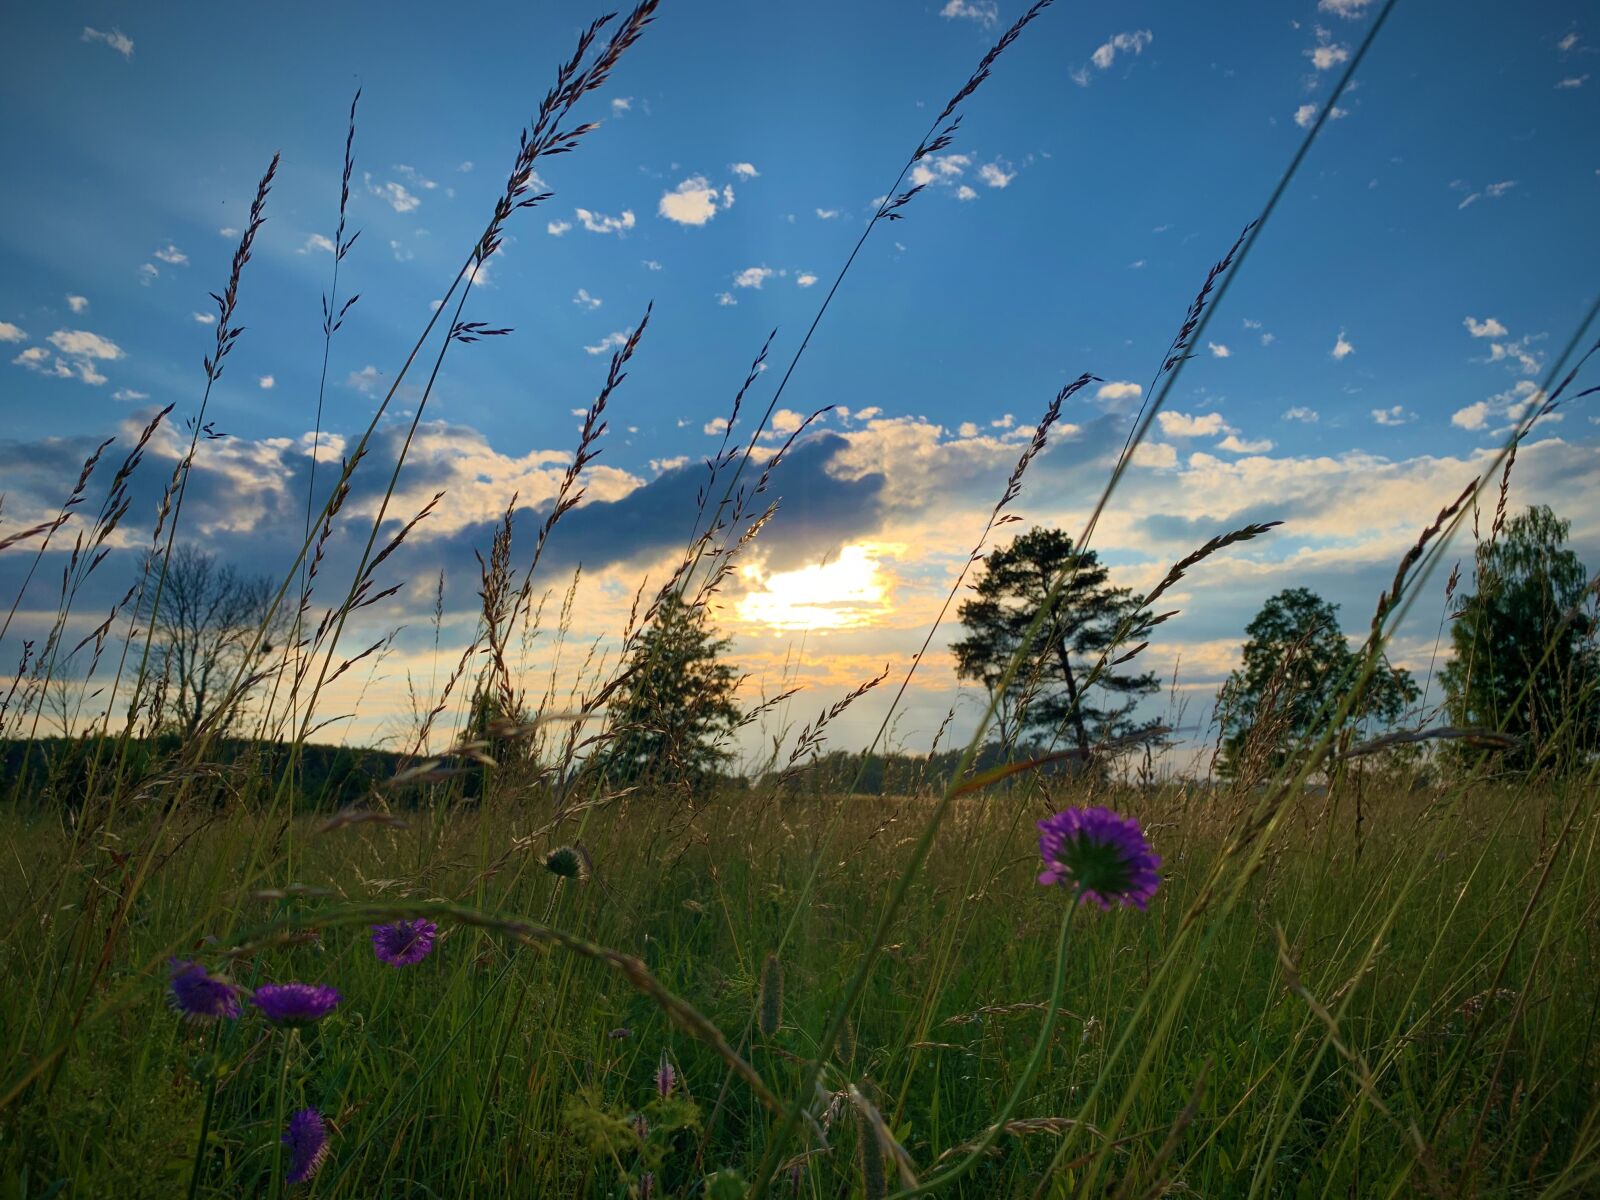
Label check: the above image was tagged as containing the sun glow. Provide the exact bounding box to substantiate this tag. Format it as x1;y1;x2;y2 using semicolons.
736;543;897;632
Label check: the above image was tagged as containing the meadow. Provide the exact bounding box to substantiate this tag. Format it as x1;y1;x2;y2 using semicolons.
3;1;1599;1196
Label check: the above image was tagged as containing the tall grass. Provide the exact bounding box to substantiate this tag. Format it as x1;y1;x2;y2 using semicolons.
1;1;1598;1196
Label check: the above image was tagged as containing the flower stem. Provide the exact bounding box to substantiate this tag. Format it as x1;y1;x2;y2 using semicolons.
270;1029;296;1194
888;891;1082;1197
185;1026;222;1200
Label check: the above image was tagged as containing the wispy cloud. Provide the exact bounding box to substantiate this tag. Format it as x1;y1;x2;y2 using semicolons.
0;322;26;343
729;162;759;179
82;26;134;58
1371;405;1414;426
939;0;998;27
734;266;774;289
576;207;637;235
1331;329;1355;360
1076;29;1153;85
585;331;632;356
66;295;89;314
573;288;602;311
152;242;188;265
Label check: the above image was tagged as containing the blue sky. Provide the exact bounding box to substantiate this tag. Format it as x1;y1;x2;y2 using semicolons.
1;0;1597;764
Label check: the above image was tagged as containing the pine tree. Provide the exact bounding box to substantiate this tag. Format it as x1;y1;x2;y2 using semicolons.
598;593;742;788
952;527;1158;760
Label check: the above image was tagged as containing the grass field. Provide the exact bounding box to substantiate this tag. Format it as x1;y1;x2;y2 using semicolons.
3;771;1597;1197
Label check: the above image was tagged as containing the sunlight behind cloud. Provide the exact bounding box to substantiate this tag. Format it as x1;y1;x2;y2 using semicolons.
736;543;898;632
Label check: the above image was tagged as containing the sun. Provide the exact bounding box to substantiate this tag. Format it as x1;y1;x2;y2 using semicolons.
735;543;897;632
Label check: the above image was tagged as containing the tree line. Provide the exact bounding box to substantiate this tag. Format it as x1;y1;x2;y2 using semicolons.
21;504;1594;797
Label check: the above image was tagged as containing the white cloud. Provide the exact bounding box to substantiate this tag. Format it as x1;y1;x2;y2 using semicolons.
457;160;474;172
958;421;980;438
1463;315;1508;339
1218;434;1275;454
1452;380;1544;433
1331;330;1355;360
1294;103;1348;127
547;220;572;237
258;375;275;390
1486;339;1542;376
577;207;637;235
990;413;1013;429
65;295;89;314
14;329;120;386
717;292;737;307
658;177;729;226
82;26;133;58
908;152;971;188
112;388;148;402
955;184;978;201
1317;0;1374;16
219;227;239;238
796;272;818;287
392;164;438;191
1307;43;1351;70
0;322;25;343
734;266;774;289
368;176;421;213
299;233;336;255
138;264;159;285
770;409;804;435
642;259;663;271
1370;405;1414;426
1097;381;1143;403
1558;32;1579;52
729;162;759;179
1486;180;1517;197
611;97;633;115
1131;441;1178;469
390;239;414;262
585;331;631;356
49;329;122;360
192;311;216;325
1159;411;1229;438
1208;342;1231;358
650;455;688;473
1556;75;1589;89
1261;332;1277;346
573;288;602;311
1282;406;1319;423
940;0;998;26
704;416;730;436
347;365;384;395
978;162;1015;188
815;207;840;220
1090;29;1154;72
152;243;188;265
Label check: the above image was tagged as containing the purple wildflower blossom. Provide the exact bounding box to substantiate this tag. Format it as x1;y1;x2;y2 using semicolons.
370;918;438;967
282;1107;329;1185
167;959;241;1022
1036;806;1161;910
253;982;341;1027
655;1049;675;1097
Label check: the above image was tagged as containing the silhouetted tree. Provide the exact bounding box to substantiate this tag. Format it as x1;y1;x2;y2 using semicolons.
147;545;284;739
953;527;1158;761
1218;587;1417;778
1443;505;1599;771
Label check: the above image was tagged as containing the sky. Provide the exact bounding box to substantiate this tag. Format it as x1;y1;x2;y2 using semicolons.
1;0;1597;770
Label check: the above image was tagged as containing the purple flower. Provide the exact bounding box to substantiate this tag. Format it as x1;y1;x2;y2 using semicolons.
370;919;438;967
253;982;341;1027
1036;806;1161;910
282;1107;329;1185
655;1049;675;1097
167;959;241;1022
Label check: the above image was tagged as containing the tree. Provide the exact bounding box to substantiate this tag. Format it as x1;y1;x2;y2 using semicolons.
147;545;284;739
1442;505;1599;772
597;593;742;787
952;527;1158;761
1218;587;1417;778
